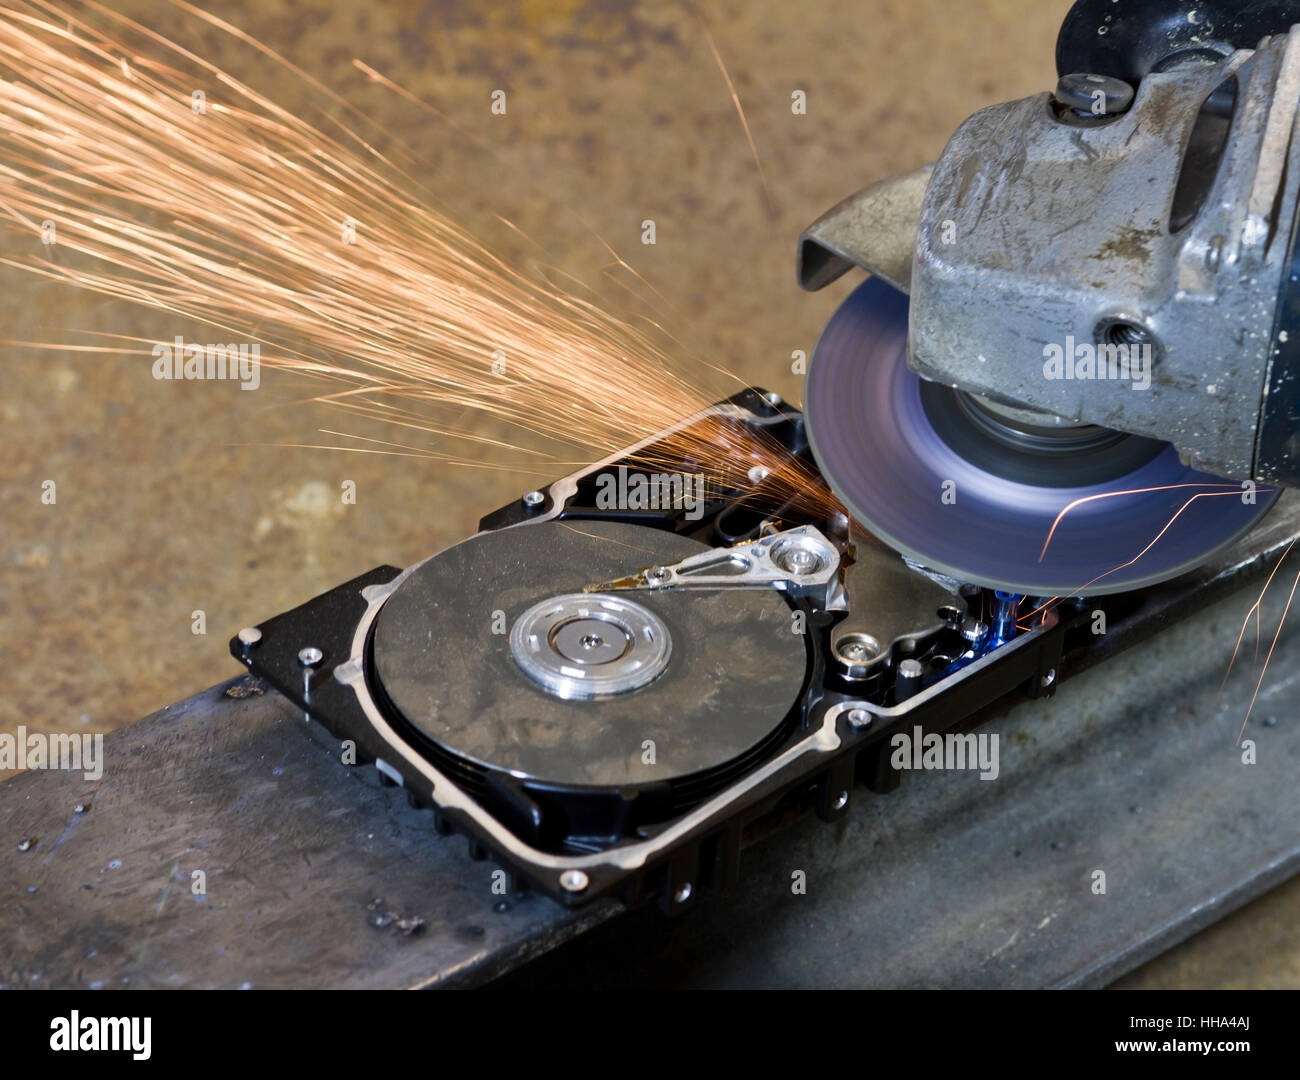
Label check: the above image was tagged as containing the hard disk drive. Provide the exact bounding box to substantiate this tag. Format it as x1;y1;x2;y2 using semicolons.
230;385;1173;913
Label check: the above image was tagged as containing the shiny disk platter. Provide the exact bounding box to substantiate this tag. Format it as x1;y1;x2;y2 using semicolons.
368;519;810;847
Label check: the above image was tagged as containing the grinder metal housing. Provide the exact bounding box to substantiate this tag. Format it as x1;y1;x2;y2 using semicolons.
800;0;1300;487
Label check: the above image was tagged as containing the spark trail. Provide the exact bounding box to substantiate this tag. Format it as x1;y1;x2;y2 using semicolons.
0;0;834;515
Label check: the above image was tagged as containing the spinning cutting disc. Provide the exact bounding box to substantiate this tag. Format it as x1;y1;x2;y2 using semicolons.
805;278;1278;595
371;519;808;791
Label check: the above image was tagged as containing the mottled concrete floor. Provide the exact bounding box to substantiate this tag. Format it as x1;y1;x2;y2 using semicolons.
1;0;1294;987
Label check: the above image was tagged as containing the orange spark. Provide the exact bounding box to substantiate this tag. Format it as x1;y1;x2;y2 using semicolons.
1219;537;1297;701
0;1;833;519
1037;482;1245;564
689;4;775;217
1236;561;1300;744
1023;490;1252;608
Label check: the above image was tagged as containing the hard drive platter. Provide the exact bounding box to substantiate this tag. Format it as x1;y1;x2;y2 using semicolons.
369;519;809;851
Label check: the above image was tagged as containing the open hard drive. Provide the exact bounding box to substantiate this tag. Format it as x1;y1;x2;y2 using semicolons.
230;388;1056;911
232;0;1298;915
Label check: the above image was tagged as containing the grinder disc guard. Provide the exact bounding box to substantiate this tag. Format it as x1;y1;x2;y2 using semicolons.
805;279;1278;595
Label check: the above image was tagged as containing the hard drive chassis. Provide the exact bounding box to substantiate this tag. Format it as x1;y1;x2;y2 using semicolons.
232;390;1107;913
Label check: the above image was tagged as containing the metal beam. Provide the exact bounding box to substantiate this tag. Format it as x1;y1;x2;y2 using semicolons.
4;496;1298;988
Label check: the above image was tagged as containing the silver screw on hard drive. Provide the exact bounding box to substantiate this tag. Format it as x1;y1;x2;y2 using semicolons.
559;869;589;893
896;658;924;702
834;634;881;680
522;490;545;509
781;548;817;573
237;626;262;650
297;645;324;700
846;707;871;729
839;639;873;661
